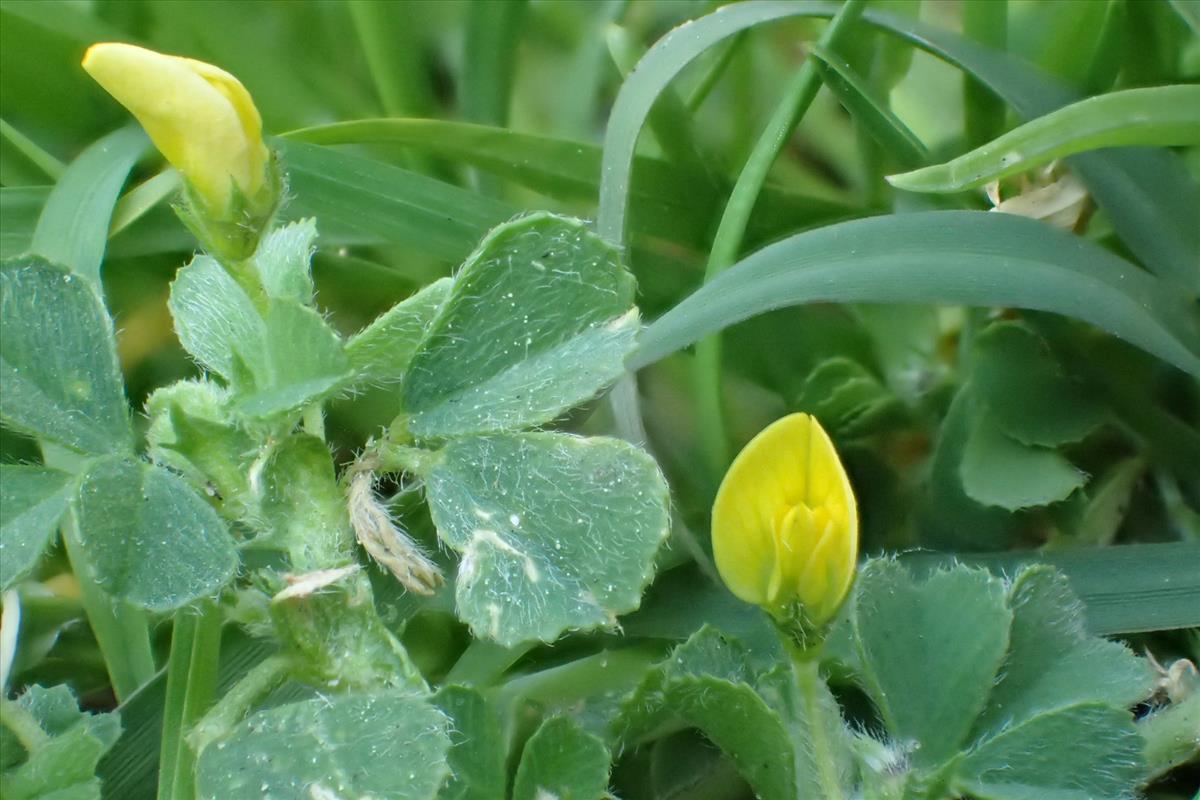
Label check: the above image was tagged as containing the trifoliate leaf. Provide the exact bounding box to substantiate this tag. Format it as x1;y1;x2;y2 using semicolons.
423;431;669;646
195;691;451;800
400;213;638;440
0;465;73;590
0;257;132;455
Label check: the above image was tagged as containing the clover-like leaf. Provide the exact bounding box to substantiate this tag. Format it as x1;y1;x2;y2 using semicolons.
195;691;451;800
423;431;668;646
399;213;638;440
0;256;133;455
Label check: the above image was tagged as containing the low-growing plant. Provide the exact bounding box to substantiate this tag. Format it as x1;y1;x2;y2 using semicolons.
1;2;1198;799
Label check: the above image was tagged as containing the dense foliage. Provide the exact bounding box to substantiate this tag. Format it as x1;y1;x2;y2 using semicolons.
1;1;1198;798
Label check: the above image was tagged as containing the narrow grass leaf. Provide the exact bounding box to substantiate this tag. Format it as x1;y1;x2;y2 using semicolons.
30;126;147;285
890;85;1200;192
809;44;928;169
634;211;1200;378
904;543;1200;635
598;1;1198;290
278;138;515;264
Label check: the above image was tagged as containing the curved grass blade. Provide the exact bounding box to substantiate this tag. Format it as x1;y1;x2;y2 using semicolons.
809;44;928;169
889;85;1200;192
632;210;1200;377
597;1;1198;289
30;126;147;284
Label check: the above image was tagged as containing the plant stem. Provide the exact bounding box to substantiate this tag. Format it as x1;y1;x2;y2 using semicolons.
444;639;535;687
692;0;868;480
158;600;222;800
790;647;847;800
59;508;156;702
188;654;290;756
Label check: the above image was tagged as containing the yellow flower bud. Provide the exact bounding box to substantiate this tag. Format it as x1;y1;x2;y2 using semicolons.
712;413;858;631
82;43;278;260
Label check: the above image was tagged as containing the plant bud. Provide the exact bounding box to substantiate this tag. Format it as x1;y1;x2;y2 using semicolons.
82;42;279;260
712;413;858;636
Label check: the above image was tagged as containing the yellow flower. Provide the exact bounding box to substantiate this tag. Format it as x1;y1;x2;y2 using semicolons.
81;42;271;222
712;413;858;630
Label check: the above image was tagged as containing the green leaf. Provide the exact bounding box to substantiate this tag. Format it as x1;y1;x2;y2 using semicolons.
596;1;1199;289
423;432;669;646
235;301;350;418
793;357;904;439
971;321;1107;446
512;716;610;800
168;255;264;381
0;465;72;590
904;542;1200;635
284;119;853;253
253;218;316;304
890;84;1200;192
808;44;928;169
632;211;1200;378
347;277;452;387
401;214;638;440
960;412;1087;511
849;559;1011;767
144;380;258;520
279;138;515;264
169;255;350;419
954;703;1144;800
616;628;797;800
75;457;237;611
434;686;505;800
29;126;146;285
972;567;1154;738
0;256;133;455
195;691;452;800
0;684;120;800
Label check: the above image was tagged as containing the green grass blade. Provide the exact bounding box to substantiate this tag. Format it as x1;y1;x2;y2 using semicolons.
597;1;1199;291
890;85;1200;192
962;0;1007;148
346;0;436;118
905;543;1200;635
283;119;854;252
30;126;147;284
0;117;65;181
278;138;516;264
632;210;1200;377
809;44;928;169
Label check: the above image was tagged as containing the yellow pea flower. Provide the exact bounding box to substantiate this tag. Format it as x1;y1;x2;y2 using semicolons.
712;413;858;633
82;43;277;259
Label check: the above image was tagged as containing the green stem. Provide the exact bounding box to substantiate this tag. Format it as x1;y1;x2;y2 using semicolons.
445;639;535;687
0;696;50;752
302;403;326;441
1140;691;1200;783
188;655;290;756
790;647;847;800
499;645;662;710
687;32;747;111
158;600;223;800
59;508;156;702
691;0;868;479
